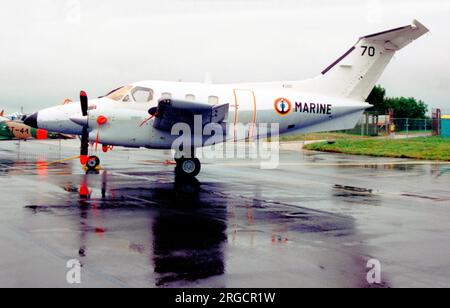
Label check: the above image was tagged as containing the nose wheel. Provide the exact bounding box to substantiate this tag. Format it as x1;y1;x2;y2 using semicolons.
175;157;201;178
86;155;101;171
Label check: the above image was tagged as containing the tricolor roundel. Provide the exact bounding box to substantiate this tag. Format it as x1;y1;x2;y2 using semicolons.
274;98;292;116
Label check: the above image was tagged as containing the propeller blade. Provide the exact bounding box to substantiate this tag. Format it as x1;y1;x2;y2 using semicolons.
80;127;89;165
80;91;88;117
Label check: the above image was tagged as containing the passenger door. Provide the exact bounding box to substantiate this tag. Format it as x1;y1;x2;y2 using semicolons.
232;89;257;141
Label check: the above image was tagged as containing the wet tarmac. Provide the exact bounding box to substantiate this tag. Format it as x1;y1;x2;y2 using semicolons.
0;140;449;288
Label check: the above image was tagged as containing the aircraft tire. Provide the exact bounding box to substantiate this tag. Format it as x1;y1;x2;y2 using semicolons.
176;158;201;178
86;156;100;171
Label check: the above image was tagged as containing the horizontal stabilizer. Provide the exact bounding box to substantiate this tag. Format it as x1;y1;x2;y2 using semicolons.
359;19;429;51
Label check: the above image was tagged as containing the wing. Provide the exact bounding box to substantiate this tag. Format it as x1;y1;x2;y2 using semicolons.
152;98;229;132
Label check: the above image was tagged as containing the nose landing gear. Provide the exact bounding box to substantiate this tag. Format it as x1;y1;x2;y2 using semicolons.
85;155;101;171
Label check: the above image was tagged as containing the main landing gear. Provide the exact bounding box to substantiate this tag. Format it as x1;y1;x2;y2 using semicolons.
175;157;201;178
174;149;201;178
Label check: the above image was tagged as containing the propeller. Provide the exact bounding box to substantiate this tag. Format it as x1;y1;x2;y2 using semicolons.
79;91;89;165
76;92;155;167
80;127;89;166
76;91;110;165
80;91;88;116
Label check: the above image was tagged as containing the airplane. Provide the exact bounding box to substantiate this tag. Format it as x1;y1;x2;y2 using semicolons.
0;112;73;141
0;110;26;122
0;109;50;140
24;20;429;177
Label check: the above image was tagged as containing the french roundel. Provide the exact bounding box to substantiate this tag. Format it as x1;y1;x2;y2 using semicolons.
274;98;292;116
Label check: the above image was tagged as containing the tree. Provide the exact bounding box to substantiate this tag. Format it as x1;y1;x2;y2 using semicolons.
385;97;428;119
366;85;428;119
367;85;387;114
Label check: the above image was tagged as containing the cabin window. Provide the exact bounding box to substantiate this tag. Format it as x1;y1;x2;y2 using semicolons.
161;92;172;99
185;94;196;101
208;96;219;105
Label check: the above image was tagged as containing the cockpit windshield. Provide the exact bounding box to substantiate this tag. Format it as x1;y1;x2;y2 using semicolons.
106;85;133;101
105;85;153;103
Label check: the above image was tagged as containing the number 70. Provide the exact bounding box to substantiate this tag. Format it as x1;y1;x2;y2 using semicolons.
361;46;376;57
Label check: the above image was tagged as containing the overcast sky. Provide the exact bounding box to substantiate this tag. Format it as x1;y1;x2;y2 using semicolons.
0;0;449;114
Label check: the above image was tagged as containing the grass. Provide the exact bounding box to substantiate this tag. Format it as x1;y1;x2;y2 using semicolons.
277;132;366;142
277;131;433;141
385;130;432;136
304;136;450;161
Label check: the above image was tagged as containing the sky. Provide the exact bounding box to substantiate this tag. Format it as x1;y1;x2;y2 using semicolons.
0;0;449;114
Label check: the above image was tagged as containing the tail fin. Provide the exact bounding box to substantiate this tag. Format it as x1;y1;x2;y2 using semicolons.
0;110;4;117
295;20;429;101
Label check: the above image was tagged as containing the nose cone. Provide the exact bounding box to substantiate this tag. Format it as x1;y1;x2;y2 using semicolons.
24;112;38;128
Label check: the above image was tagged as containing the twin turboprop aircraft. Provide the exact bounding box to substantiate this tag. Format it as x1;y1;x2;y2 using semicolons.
24;20;429;177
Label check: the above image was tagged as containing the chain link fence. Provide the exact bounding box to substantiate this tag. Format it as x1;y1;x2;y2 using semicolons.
345;114;380;136
281;113;435;142
391;118;432;135
344;114;432;137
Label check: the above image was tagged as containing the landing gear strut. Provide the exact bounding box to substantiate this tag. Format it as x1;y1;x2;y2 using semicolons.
175;149;201;178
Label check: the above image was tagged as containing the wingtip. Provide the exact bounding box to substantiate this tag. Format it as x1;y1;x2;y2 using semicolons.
412;19;430;34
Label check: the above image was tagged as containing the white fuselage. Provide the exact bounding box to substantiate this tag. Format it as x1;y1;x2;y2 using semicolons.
35;80;370;149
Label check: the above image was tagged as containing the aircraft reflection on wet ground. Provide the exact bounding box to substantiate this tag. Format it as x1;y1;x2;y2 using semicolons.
25;169;226;287
23;168;363;287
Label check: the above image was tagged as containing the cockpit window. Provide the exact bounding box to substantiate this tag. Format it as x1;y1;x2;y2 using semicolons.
123;95;131;102
131;87;154;103
105;85;153;103
106;85;133;101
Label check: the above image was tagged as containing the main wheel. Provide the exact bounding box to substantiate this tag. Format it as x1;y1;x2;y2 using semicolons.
176;158;201;177
86;155;100;171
